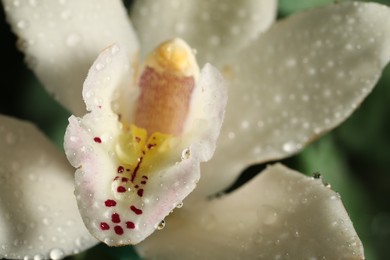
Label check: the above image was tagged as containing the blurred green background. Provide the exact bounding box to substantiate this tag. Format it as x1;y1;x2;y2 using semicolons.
1;0;390;259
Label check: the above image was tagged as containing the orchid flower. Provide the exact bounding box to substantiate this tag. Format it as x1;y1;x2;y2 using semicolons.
1;0;390;259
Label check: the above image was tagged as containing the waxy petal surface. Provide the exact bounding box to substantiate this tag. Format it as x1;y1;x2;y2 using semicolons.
64;44;227;245
131;0;277;65
0;115;97;259
2;0;138;116
137;164;363;259
197;2;390;197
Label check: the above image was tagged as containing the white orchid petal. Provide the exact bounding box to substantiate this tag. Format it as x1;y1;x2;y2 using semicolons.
137;164;363;259
2;0;138;116
0;115;97;260
196;2;390;197
131;0;277;65
64;43;226;245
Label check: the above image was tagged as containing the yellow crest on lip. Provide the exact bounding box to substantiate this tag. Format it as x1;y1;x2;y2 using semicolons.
146;38;199;78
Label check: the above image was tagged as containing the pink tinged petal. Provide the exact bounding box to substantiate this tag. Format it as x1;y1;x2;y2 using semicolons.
137;164;363;259
64;41;227;245
196;2;390;198
2;0;139;116
131;0;277;65
0;115;97;260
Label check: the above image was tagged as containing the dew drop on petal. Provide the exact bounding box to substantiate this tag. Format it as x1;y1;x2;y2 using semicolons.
66;33;80;47
49;248;64;260
181;148;190;160
282;141;298;153
176;202;183;208
156;219;166;230
33;254;44;260
95;62;105;71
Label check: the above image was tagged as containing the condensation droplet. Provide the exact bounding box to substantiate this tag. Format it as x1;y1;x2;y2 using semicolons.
157;219;165;230
29;0;37;6
181;148;190;160
33;254;44;260
66;33;80;47
42;217;52;225
17;20;28;29
176;202;183;208
263;210;278;225
95;61;105;71
282;141;297;153
49;248;64;260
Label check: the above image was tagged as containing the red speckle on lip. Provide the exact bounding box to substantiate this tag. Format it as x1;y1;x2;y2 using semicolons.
126;221;135;229
117;186;126;193
122;177;129;182
112;213;121;223
130;205;143;215
114;226;124;235
135;136;141;143
94;137;102;143
135;185;139;189
137;189;144;197
117;166;124;173
147;143;156;149
105;200;117;207
141;180;147;185
100;222;110;230
142;176;148;180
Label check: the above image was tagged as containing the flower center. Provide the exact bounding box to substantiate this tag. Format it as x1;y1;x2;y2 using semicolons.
112;38;199;201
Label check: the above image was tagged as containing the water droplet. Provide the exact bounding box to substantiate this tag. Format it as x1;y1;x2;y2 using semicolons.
181;148;190;160
66;33;80;47
263;210;278;225
95;62;105;71
282;141;298;153
29;0;37;6
157;219;165;230
33;254;44;260
240;120;249;129
42;217;52;225
176;202;183;208
285;58;297;67
17;20;28;29
111;45;120;55
49;248;64;260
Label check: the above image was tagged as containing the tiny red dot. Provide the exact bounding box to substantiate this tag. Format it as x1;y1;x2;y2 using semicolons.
135;185;139;189
105;199;117;207
142;176;148;180
141;181;147;185
122;177;129;182
114;226;124;235
100;222;110;230
117;166;124;173
93;137;102;143
130;205;143;215
135;136;141;143
111;213;121;223
117;186;126;193
126;221;135;229
137;189;144;197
